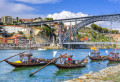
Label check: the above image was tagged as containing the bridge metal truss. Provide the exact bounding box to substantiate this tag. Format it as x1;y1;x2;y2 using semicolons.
61;14;120;43
20;14;120;44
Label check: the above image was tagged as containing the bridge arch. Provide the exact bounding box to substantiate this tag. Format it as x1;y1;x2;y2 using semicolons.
61;14;120;43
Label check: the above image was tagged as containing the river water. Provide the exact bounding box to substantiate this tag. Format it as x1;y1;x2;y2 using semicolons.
0;49;119;82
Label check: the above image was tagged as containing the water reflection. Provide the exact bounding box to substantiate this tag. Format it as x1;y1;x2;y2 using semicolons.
0;49;119;82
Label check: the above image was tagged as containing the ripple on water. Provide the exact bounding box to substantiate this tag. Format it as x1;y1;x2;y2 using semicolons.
0;49;120;82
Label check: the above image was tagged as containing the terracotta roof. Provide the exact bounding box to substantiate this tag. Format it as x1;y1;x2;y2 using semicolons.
6;25;24;27
6;34;23;39
20;19;35;21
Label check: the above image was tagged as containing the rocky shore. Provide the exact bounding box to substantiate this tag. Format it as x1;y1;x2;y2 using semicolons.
66;64;120;82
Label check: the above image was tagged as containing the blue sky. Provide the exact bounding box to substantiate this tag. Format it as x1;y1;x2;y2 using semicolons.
0;0;120;29
32;0;120;15
0;0;120;18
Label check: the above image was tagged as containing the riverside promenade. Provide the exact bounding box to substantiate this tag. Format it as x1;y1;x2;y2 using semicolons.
66;64;120;82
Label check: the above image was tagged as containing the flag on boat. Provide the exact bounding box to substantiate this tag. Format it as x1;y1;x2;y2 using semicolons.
91;47;96;51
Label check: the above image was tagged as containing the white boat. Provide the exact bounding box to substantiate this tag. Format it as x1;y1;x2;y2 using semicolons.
38;48;46;50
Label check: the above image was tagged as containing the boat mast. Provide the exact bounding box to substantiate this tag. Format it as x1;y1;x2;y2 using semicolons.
30;19;33;53
69;21;71;56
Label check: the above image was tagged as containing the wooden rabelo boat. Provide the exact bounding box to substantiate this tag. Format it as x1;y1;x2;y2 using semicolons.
54;54;88;69
28;22;89;77
29;24;88;76
89;51;107;61
54;24;88;69
107;51;120;62
5;53;56;68
4;21;56;68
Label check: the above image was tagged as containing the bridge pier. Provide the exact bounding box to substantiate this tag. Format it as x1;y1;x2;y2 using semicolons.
63;44;90;49
62;43;117;49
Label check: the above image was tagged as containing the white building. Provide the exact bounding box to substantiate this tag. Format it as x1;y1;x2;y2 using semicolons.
4;25;26;33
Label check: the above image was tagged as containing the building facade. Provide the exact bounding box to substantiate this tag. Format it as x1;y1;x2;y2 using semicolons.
1;16;13;24
4;25;25;33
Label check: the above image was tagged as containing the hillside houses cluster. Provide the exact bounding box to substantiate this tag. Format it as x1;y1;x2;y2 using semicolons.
0;16;44;25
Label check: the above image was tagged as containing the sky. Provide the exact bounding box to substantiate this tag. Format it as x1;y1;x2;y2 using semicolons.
0;0;120;29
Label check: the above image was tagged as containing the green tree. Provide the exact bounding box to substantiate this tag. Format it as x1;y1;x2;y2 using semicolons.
59;22;64;25
13;21;17;23
38;17;42;19
9;32;15;37
102;28;108;33
113;44;116;48
6;23;14;25
97;26;102;32
112;30;119;34
18;31;23;34
16;17;19;23
0;22;3;25
44;17;53;21
19;20;23;23
43;26;51;37
91;24;98;30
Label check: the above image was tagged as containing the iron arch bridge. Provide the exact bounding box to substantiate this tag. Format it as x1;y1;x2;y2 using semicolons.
20;14;120;44
61;14;120;43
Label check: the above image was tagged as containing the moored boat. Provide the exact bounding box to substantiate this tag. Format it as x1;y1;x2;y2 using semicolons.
107;52;120;62
5;59;55;68
5;53;56;68
54;55;88;69
54;24;88;69
54;63;88;69
89;51;107;61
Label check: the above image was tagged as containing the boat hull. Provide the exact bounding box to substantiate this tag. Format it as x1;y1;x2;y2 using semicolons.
107;58;120;62
54;59;88;69
89;56;107;61
5;60;56;68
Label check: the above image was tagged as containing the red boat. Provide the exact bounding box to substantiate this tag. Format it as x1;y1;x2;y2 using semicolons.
107;52;120;62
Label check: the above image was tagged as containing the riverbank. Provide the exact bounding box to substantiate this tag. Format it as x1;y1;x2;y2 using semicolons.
66;64;120;82
0;43;117;50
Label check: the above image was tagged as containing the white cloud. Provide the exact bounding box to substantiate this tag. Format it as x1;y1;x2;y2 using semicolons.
16;0;61;4
47;10;88;25
95;21;120;31
108;0;120;3
0;0;45;18
0;0;33;12
47;11;120;29
47;10;88;19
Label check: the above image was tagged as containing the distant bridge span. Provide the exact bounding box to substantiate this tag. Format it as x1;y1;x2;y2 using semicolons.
20;14;120;44
61;14;120;43
63;42;119;45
